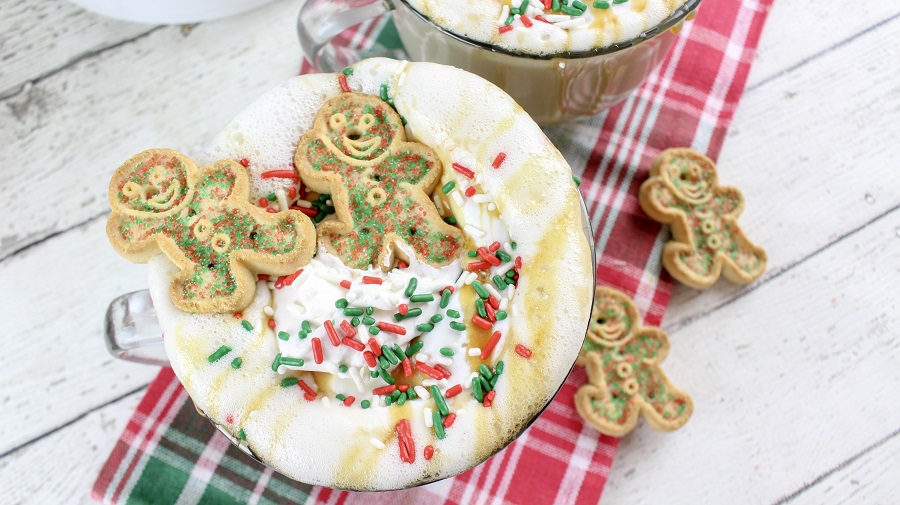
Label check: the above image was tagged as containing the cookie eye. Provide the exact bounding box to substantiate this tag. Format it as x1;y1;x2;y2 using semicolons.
358;113;376;132
328;113;347;131
122;182;143;200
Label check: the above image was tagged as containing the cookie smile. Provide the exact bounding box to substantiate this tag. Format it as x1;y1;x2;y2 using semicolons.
145;181;182;210
342;135;381;157
596;320;626;343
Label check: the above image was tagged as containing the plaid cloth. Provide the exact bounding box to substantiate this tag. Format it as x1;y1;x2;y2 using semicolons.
93;1;773;503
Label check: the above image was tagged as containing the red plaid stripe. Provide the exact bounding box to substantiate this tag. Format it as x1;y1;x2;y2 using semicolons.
93;1;773;502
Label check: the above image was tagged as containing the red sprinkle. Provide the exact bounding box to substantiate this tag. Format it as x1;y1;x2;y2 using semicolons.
364;351;377;367
443;413;457;428
267;319;276;329
233;312;242;319
498;25;513;34
467;261;492;271
397;260;408;269
373;385;397;395
481;331;502;360
294;206;318;217
401;357;413;377
520;14;533;27
298;380;317;401
489;241;501;252
312;338;323;364
226;414;234;424
266;208;277;214
338;74;351;93
340;320;357;338
257;274;269;281
396;419;415;464
492;153;506;169
398;384;410;392
478;247;502;266
258;198;268;207
362;276;383;285
483;390;496;407
260;170;298;180
452;162;475;179
515;256;523;270
487;295;500;310
443;285;455;294
535;14;551;23
274;276;285;289
368;338;382;356
376;322;406;335
424;445;434;460
398;304;409;315
415;361;444;380
239;158;250;167
343;336;365;352
288;186;297;199
515;344;533;359
343;396;356;407
324;320;340;347
472;315;493;330
445;384;463;398
542;0;552;8
340;280;352;289
465;186;477;198
485;302;497;322
283;268;303;286
434;364;452;379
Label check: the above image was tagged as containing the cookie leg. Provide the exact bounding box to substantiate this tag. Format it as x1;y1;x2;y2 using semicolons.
170;263;247;313
635;368;693;432
721;230;767;284
575;381;640;437
663;242;718;289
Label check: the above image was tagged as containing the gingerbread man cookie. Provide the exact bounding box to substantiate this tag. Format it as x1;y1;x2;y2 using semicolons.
107;149;315;313
295;93;463;270
575;287;692;437
639;148;766;289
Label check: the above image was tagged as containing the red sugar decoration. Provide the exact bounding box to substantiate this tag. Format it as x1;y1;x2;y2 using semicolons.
443;413;457;428
443;285;455;294
343;396;355;407
451;162;475;179
489;241;501;252
364;351;377;368
397;419;415;464
536;14;550;23
467;261;492;271
402;357;413;377
258;198;268;207
424;445;434;460
520;15;533;27
266;208;276;214
267;319;276;329
338;74;351;92
362;276;383;285
294;206;318;217
478;247;501;266
398;384;410;392
233;312;242;319
288;187;297;199
498;25;513;34
257;274;269;281
239;158;250;167
368;338;382;356
260;170;298;180
464;186;477;198
312;338;323;364
485;302;496;322
481;331;502;360
445;384;463;398
483;390;496;407
433;364;452;379
298;380;317;401
398;304;409;315
415;361;444;380
488;295;500;310
340;280;352;289
397;260;408;269
324;320;340;346
340;320;357;339
283;268;303;286
515;344;533;359
374;385;397;395
472;315;492;330
542;0;552;8
376;322;406;335
492;153;506;169
342;337;364;352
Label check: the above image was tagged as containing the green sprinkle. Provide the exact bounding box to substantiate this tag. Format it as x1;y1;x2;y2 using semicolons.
473;376;484;402
506;270;517;278
378;355;390;369
472;281;490;299
280;357;304;367
467;250;478;258
594;1;610;7
406;341;424;356
390;390;402;401
520;0;531;11
302;320;312;333
417;323;434;332
442;181;456;194
552;0;561;11
361;400;371;409
231;357;242;369
440;289;452;309
430;385;450;416
385;395;393;406
298;331;308;339
363;315;376;325
449;321;467;331
511;241;517;250
342;67;354;75
366;306;374;315
369;325;380;335
277;331;290;341
560;4;582;15
444;216;457;225
407;387;418;399
378;367;395;385
241;320;253;331
336;393;346;401
433;411;446;439
479;364;494;380
431;314;444;323
504;13;515;25
207;345;232;363
496;360;505;375
475;298;487;318
281;377;299;387
496;310;508;321
238;429;247;440
573;174;583;185
397;392;407;406
490;374;500;388
492;275;507;290
370;371;379;378
613;0;627;3
572;0;587;9
393;344;406;361
405;278;418;297
382;345;400;364
380;83;390;102
447;309;461;318
339;364;348;373
440;347;455;357
318;193;330;202
335;298;348;309
394;307;423;321
351;317;360;326
496;251;511;262
478;376;492;393
409;293;434;303
267;193;277;202
271;353;282;371
343;307;364;316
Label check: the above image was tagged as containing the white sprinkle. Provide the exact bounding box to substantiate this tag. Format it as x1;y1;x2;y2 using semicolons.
525;5;542;17
423;379;438;386
485;283;502;301
488;202;496;211
326;199;333;206
266;281;276;290
321;396;331;408
293;199;312;208
496;261;516;276
275;188;289;213
451;190;464;206
475;173;483;185
415;353;429;363
455;272;467;288
263;306;275;317
464;372;479;388
546;14;571;22
554;18;587;29
511;0;522;8
507;285;516;301
433;194;444;214
346;291;358;303
499;297;509;311
414;385;429;399
504;241;513;253
424;407;434;427
465;272;478;285
468;347;482;357
472;194;492;204
497;4;510;24
437;356;453;367
464;224;485;237
370;438;385;449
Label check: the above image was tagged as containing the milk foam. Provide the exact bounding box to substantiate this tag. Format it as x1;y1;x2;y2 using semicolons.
405;0;690;55
155;58;594;489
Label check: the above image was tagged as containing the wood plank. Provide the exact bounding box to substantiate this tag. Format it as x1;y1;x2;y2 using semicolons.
0;391;141;504
0;218;157;454
600;206;900;503
0;0;155;99
0;0;300;261
664;11;900;331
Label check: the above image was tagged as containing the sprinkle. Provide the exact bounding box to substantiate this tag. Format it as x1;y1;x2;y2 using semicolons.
492;153;506;169
472;316;492;330
409;293;435;303
238;158;251;167
416;362;444;380
468;348;482;357
338;74;351;92
281;377;298;387
340;320;358;338
260;170;299;180
231;357;242;369
405;341;424;356
271;353;282;371
443;413;457;428
233;312;242;319
472;377;484;402
351;317;360;326
450;191;464;207
370;438;385;449
382;345;400;364
445;384;463;398
417;323;434;332
483;390;496;407
424;445;434;460
335;298;349;309
492;275;508;290
369;325;380;335
377;322;407;335
277;331;290;341
594;1;610;7
467;261;492;271
536;14;550;23
464;186;477;198
435;364;452;379
398;303;409;315
496;250;512;263
431;314;443;323
378;367;395;385
487;295;500;310
404;278;418;297
498;25;513;34
296;206;318;217
472;281;490;299
479;364;494;381
364;351;377;367
362;276;383;285
475;299;487;319
343;396;356;406
485;301;497;322
477;247;501;266
342;337;365;352
442;181;456;194
237;428;247;440
449;321;467;331
424;407;434;427
520;14;533;27
343;307;364;317
208;345;231;363
394;308;422;321
342;67;354;75
451;162;475;179
368;338;382;356
340;280;352;289
516;344;533;359
481;331;503;360
267;319;277;329
323;320;340;347
402;357;413;377
447;310;461;319
258;197;268;208
496;361;505;375
280;357;304;367
312;338;324;364
301;320;312;333
241;320;253;331
361;400;371;409
437;346;455;358
397;419;416;463
363;315;376;326
298;381;316;400
414;386;429;400
432;411;446;439
374;385;397;395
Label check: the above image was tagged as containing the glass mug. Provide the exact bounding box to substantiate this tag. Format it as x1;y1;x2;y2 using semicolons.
298;0;702;124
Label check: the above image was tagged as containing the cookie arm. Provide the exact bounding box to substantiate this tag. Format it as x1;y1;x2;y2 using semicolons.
639;177;682;223
630;327;670;362
714;186;745;218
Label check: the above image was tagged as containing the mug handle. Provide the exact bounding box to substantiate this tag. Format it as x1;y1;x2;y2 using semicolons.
104;290;170;366
297;0;399;72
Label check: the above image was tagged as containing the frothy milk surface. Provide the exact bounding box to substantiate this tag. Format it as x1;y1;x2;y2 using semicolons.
405;0;689;55
153;58;594;489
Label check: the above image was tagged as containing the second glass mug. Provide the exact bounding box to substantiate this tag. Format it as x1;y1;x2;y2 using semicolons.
298;0;702;125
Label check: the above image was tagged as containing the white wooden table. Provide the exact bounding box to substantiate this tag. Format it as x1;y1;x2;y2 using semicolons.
1;0;898;503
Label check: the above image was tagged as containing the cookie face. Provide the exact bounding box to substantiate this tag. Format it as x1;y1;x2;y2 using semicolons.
107;149;316;313
575;287;693;437
296;93;463;270
639;148;767;289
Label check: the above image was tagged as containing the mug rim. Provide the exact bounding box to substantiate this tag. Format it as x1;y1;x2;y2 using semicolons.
394;0;703;60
